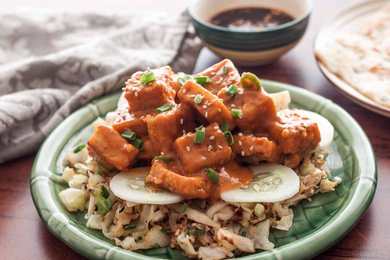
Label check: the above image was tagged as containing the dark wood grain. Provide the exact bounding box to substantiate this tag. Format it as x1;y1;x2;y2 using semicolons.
1;0;389;259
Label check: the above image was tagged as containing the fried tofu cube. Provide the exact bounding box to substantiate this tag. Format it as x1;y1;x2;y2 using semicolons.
147;104;196;154
178;80;235;129
87;125;139;170
270;109;321;154
227;89;277;132
138;137;158;161
233;134;280;163
197;59;240;94
146;160;212;199
125;66;177;113
174;123;232;173
112;117;148;136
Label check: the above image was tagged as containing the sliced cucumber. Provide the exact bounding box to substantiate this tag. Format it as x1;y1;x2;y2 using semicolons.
221;164;300;203
110;167;183;204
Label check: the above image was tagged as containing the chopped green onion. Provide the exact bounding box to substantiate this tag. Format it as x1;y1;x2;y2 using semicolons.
101;185;110;199
194;94;204;105
121;130;143;150
177;203;188;213
222;66;228;75
177;73;193;86
220;122;229;132
219;122;234;145
132;138;144;150
121;130;137;141
226;84;238;96
231;108;243;119
73;143;86;153
205;168;219;184
140;70;156;85
194;75;211;86
224;131;234;145
194;126;205;144
155;155;173;163
156;103;175;113
124;221;138;230
94;186;112;215
240;72;261;90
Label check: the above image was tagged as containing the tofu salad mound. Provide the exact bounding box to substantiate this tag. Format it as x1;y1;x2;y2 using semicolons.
59;59;341;260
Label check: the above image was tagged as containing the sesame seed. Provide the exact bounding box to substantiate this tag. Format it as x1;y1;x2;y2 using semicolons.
217;145;223;149
214;126;219;130
231;104;236;107
205;111;208;118
209;136;215;140
241;151;245;156
207;145;212;151
238;141;242;146
238;133;243;136
180;118;184;125
134;91;138;97
203;105;207;109
186;146;191;152
250;146;254;151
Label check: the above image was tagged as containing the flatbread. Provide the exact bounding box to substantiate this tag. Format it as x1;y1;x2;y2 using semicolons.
316;4;390;108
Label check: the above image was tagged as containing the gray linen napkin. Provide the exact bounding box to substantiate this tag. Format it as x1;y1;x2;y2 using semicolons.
0;10;202;163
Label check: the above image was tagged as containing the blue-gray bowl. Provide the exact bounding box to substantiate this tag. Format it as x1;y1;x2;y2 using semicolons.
189;0;312;66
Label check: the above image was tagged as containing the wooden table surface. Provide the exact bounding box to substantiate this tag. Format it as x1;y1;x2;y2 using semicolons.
1;0;389;259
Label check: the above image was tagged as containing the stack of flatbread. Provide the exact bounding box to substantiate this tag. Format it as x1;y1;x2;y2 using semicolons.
316;3;390;108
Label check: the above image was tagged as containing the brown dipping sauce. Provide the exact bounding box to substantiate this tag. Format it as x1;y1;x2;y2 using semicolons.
210;7;294;31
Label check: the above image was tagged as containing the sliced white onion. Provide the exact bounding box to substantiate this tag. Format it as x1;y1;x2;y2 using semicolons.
297;110;334;148
221;164;300;203
110;167;183;204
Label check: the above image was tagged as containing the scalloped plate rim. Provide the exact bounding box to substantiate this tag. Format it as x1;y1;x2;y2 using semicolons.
30;79;377;260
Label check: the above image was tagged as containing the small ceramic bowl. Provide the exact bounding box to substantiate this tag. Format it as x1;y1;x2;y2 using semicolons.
189;0;312;66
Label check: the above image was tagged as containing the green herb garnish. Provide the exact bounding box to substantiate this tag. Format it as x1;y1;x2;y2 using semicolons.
194;75;211;86
240;72;261;90
219;122;234;145
205;168;219;184
194;94;204;105
121;130;143;150
156;103;175;113
140;70;156;85
194;126;205;144
231;108;242;119
121;130;137;141
132;138;144;150
177;73;193;86
95;186;112;215
226;84;238;96
101;185;110;199
155;155;173;163
73;143;86;153
224;131;234;145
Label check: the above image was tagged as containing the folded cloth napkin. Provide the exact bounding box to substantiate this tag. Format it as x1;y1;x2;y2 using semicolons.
0;10;202;163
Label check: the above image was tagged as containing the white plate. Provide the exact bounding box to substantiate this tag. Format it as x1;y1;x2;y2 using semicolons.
314;0;390;118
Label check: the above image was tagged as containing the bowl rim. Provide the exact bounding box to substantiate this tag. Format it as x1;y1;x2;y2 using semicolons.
30;79;377;260
188;0;313;34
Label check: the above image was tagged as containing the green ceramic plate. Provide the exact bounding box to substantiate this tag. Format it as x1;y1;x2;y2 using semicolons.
30;80;376;260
